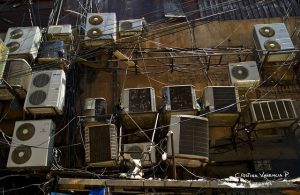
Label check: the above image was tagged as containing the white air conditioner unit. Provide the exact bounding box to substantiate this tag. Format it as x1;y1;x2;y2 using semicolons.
24;70;66;115
123;142;156;167
167;115;209;167
0;59;32;100
7;119;55;168
4;26;41;62
204;86;240;127
84;13;117;47
162;85;197;111
47;24;73;44
122;87;156;113
85;124;118;167
253;23;296;62
119;19;143;37
249;99;297;130
84;98;107;122
229;61;261;87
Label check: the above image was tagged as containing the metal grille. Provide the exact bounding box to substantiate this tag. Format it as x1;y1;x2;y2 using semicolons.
95;98;107;120
179;117;209;158
212;87;237;113
169;86;194;110
38;41;64;59
88;126;112;163
33;73;50;88
129;88;152;112
29;90;47;105
251;100;297;121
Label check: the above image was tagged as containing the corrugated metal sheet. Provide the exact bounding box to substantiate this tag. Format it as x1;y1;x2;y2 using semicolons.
104;0;300;22
196;0;300;20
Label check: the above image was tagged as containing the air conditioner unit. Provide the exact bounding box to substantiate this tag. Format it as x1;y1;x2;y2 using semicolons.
84;13;117;47
119;19;143;37
84;98;107;122
24;70;66;115
229;61;261;87
4;26;41;62
47;24;73;44
249;99;297;130
123;142;156;167
37;41;65;63
0;59;32;100
204;86;240;127
167;115;209;167
253;23;296;62
204;86;240;113
7;119;55;168
0;39;9;79
162;85;197;111
85;124;118;167
122;87;156;113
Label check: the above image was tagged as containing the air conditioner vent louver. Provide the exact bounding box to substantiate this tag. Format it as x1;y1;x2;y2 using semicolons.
179;117;209;157
10;29;23;39
7;42;20;52
231;66;249;80
250;99;297;130
33;74;50;87
121;21;133;31
264;40;281;50
16;123;35;141
87;28;102;38
259;26;275;37
11;145;32;165
89;15;103;25
29;90;47;105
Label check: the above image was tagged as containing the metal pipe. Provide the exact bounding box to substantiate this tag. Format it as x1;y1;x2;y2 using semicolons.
170;131;177;180
55;0;64;25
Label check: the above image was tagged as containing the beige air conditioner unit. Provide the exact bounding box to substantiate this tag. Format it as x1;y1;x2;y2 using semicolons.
162;85;197;111
85;124;118;167
249;99;297;130
167;115;209;167
0;59;32;100
123;142;156;167
47;24;73;44
203;86;240;127
119;19;144;37
4;26;41;62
